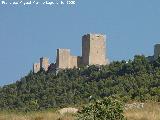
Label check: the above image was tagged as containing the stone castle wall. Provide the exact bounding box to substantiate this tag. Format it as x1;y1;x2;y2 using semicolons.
70;56;78;68
56;49;71;69
33;57;49;73
40;57;49;71
56;49;78;69
33;63;40;73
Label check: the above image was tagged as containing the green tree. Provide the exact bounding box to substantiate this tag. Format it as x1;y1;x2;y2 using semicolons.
77;96;126;120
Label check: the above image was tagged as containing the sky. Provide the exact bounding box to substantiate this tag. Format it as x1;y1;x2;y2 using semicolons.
0;0;160;86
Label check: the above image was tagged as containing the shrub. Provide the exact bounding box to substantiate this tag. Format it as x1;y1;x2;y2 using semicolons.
77;96;126;120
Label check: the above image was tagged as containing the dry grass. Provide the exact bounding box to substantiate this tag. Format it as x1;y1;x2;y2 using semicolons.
125;102;160;120
0;102;159;120
0;111;75;120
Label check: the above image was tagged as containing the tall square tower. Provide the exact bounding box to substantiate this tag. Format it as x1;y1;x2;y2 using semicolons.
82;34;108;65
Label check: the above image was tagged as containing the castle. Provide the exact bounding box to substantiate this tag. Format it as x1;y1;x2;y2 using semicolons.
33;33;109;73
33;33;160;73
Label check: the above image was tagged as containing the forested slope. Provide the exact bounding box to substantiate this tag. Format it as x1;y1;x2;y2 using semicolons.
0;55;159;111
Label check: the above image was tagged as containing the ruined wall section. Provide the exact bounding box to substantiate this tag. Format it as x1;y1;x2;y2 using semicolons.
33;63;40;73
40;57;50;71
70;56;78;68
56;49;71;69
56;49;79;69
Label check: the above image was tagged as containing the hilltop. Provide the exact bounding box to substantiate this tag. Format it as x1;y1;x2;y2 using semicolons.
0;55;159;111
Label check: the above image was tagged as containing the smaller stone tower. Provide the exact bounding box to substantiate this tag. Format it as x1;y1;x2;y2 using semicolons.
33;63;40;73
40;57;50;71
154;44;160;59
56;49;71;69
56;49;78;69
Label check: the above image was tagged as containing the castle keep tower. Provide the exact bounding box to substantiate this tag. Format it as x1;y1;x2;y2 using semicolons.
82;34;108;65
40;57;49;71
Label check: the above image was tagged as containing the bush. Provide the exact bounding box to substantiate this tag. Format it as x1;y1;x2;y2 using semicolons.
77;96;126;120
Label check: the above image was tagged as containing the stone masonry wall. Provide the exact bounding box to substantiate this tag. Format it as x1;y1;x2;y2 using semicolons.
33;63;40;73
89;34;107;65
82;34;107;66
56;49;78;69
82;34;90;65
70;56;78;68
56;49;71;69
40;57;49;71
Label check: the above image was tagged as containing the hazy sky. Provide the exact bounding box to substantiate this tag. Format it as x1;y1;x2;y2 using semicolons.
0;0;160;85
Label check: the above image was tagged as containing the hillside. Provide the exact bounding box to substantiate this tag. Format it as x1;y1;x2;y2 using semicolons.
0;55;160;111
